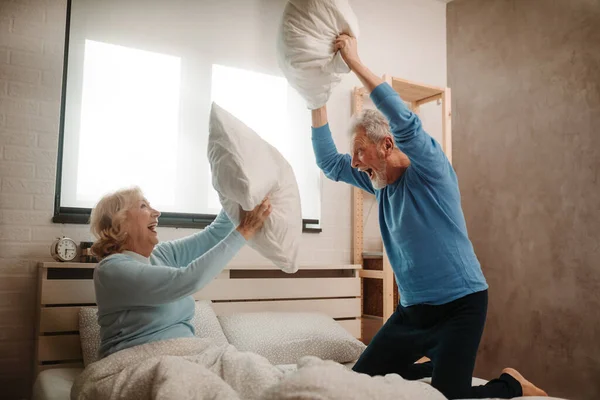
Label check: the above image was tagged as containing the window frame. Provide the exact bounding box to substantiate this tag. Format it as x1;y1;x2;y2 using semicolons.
52;0;321;233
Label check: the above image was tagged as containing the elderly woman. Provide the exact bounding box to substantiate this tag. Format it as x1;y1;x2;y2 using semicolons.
89;186;271;359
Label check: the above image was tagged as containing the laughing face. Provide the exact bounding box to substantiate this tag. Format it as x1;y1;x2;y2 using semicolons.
351;126;389;190
123;197;161;257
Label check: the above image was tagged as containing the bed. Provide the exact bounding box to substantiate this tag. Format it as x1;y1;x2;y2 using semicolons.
32;262;564;400
32;261;364;400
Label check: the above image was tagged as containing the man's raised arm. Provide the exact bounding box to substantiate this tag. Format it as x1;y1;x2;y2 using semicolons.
335;34;450;179
310;105;375;193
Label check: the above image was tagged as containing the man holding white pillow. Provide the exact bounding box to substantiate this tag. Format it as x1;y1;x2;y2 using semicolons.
310;34;547;399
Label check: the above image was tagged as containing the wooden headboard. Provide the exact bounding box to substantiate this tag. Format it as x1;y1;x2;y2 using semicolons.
34;262;362;375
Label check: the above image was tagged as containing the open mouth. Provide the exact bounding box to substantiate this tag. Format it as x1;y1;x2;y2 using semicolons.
147;222;158;233
363;168;374;179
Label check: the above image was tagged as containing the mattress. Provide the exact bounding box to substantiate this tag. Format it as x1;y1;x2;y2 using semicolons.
31;366;563;400
29;365;486;400
30;362;356;400
32;368;84;400
31;363;353;400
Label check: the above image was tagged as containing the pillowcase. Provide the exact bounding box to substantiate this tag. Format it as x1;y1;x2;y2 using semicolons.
189;300;229;346
276;0;360;109
78;307;101;367
218;312;365;365
78;301;228;366
207;102;301;273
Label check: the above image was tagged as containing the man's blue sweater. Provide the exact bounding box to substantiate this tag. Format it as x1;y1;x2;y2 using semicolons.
312;82;488;307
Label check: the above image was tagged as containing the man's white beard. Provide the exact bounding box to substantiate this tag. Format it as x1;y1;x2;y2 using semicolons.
370;158;388;190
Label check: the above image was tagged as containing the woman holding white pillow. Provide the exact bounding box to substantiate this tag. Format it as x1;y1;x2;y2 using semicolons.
89;186;271;359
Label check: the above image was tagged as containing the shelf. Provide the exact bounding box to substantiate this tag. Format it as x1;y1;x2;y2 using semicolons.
362;251;383;260
391;77;444;103
362;314;383;321
361;314;384;345
359;270;383;280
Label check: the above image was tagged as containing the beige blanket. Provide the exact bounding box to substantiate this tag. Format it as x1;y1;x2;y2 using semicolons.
69;337;453;400
263;356;447;400
70;337;282;400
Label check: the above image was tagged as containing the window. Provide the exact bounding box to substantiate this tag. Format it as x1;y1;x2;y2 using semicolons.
63;40;181;210
56;37;320;230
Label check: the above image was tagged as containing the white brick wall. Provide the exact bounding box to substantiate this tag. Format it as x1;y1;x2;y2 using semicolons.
0;161;35;177
0;0;66;398
0;193;34;209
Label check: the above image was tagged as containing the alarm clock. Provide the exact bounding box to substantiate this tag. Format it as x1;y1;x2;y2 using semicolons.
50;236;78;262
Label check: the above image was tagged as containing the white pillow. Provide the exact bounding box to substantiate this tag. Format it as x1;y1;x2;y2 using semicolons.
207;102;301;273
276;0;360;110
78;301;228;366
189;300;229;346
78;307;101;367
218;312;365;365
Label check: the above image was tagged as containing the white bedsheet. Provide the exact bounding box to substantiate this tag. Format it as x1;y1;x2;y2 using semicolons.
33;365;357;400
32;368;83;400
32;364;351;400
32;358;565;400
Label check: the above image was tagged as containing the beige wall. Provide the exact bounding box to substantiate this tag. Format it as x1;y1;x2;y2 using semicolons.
448;1;600;399
0;0;447;398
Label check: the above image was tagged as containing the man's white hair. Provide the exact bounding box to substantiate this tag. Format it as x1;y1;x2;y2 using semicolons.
350;109;391;144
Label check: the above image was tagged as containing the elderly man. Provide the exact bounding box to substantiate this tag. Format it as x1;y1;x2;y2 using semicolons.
310;34;547;399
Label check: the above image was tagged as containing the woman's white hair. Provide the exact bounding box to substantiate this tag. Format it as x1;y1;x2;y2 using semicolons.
350;109;391;144
89;186;144;260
